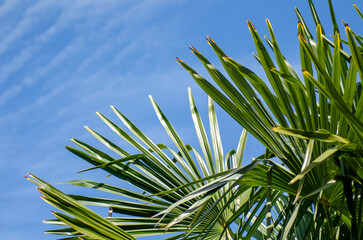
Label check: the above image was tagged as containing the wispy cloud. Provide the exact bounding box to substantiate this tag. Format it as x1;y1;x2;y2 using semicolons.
0;1;193;187
0;0;185;119
0;1;53;56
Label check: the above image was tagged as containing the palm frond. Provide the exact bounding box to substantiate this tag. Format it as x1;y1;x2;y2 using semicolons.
31;89;256;239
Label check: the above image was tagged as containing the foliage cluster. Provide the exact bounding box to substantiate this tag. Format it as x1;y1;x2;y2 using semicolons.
29;0;362;239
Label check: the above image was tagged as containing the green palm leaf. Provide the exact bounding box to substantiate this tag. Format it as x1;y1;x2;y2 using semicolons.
30;1;362;239
176;1;362;239
31;89;256;239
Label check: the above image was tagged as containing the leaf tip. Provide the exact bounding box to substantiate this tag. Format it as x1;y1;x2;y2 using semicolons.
297;21;303;28
189;45;200;54
247;20;256;31
265;19;271;25
289;179;297;185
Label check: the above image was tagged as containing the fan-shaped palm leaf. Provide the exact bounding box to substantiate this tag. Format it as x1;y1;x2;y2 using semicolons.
29;88;259;239
30;1;362;239
174;0;362;239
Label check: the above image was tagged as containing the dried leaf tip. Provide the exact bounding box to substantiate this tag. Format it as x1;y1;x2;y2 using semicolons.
247;20;256;30
189;45;200;54
206;36;214;42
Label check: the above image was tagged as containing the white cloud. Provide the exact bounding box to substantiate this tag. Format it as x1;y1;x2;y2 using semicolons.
0;0;185;123
0;1;53;55
0;0;22;18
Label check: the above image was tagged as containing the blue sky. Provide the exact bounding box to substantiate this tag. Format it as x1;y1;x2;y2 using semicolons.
0;0;360;239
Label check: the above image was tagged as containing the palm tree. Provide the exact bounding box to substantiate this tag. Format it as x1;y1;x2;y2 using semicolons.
29;0;362;239
174;0;362;239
